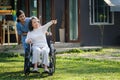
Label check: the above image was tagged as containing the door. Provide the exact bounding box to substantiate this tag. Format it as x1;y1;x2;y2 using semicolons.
29;0;41;18
65;0;80;42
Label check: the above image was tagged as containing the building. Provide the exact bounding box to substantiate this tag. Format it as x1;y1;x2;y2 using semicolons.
0;0;120;46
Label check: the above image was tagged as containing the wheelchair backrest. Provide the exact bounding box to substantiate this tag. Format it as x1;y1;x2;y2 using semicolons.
46;35;55;54
46;35;52;48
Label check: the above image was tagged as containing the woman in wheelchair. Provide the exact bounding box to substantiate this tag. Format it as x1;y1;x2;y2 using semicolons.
25;16;57;72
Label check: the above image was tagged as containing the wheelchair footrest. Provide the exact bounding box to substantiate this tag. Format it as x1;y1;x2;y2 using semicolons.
30;62;53;68
30;64;43;68
30;70;40;73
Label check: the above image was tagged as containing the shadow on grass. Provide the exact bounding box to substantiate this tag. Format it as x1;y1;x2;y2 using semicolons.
0;70;52;79
0;57;24;62
0;71;24;79
0;57;52;79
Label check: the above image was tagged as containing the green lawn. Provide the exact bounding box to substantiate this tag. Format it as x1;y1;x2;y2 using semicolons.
0;51;120;80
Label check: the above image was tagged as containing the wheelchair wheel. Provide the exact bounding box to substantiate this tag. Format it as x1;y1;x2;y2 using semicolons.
24;53;31;76
49;52;56;75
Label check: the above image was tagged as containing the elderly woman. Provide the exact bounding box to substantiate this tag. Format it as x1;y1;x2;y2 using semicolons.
25;16;57;72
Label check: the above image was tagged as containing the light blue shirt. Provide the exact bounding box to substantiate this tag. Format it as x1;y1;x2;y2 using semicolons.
16;17;30;53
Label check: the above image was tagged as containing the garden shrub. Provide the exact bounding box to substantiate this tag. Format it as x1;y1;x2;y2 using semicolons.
0;52;21;58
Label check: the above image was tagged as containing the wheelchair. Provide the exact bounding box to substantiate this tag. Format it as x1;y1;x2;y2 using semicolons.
24;35;56;76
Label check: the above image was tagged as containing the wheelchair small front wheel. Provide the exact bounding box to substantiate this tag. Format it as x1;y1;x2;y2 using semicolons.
49;69;53;75
25;72;30;76
49;54;56;75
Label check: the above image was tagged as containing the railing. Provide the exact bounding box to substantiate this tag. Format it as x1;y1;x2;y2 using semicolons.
2;21;18;45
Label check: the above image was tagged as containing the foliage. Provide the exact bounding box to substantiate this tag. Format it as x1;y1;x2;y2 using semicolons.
57;48;102;54
66;48;84;53
0;52;21;58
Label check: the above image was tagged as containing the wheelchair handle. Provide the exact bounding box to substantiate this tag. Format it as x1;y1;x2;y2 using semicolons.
29;43;32;53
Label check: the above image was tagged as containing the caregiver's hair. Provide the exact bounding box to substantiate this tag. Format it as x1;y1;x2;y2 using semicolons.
16;10;25;22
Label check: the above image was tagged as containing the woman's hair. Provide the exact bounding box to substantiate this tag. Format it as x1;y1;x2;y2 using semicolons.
29;16;39;31
16;10;25;22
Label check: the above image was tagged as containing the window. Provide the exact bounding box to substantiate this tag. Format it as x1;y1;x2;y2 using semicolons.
45;0;51;31
69;0;78;40
89;0;114;25
29;0;38;16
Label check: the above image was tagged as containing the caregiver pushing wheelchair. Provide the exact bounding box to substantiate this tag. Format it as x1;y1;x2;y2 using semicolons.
24;16;57;75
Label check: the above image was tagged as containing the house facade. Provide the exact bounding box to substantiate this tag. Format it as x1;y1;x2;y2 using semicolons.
0;0;120;46
80;0;120;46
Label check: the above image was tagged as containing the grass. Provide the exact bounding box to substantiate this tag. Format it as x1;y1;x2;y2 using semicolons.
0;49;120;80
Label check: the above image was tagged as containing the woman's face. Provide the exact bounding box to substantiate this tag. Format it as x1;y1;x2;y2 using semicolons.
18;13;25;23
32;18;40;29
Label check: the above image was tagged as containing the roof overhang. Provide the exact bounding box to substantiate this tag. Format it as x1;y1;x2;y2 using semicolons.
104;0;120;12
104;0;120;6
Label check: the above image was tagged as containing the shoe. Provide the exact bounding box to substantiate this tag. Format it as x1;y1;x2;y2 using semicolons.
32;68;39;73
38;62;41;66
43;68;49;73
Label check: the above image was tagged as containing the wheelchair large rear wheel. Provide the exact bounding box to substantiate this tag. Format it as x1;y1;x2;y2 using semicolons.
49;52;56;75
24;54;30;76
